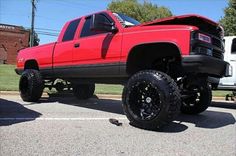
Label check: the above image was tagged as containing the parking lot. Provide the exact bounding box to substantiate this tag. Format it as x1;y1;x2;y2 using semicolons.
0;94;235;156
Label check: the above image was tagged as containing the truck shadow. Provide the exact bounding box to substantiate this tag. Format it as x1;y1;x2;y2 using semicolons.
40;95;124;115
40;95;236;133
175;110;235;129
132;110;236;133
0;98;42;126
157;100;236;132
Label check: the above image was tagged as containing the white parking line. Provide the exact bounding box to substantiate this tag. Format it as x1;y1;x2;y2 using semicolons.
0;117;127;121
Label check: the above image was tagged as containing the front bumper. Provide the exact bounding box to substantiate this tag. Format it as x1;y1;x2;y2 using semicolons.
217;84;236;91
182;55;231;78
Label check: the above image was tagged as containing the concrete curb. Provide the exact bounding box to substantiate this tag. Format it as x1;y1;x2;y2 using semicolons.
0;91;19;95
97;94;227;101
0;91;49;97
0;91;227;101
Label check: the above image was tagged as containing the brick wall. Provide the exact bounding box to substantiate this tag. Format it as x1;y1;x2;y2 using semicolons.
0;24;30;64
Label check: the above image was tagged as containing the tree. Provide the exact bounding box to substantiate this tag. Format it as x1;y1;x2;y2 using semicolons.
107;0;172;23
26;29;39;46
219;0;236;36
33;31;40;46
21;27;40;46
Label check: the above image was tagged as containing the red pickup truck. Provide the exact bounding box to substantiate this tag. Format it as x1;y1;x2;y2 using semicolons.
16;10;230;129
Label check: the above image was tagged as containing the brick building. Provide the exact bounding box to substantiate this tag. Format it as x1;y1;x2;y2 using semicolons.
0;24;30;64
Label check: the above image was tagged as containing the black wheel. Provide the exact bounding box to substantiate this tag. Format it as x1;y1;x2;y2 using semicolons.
122;70;181;130
73;84;95;100
19;69;44;102
181;82;212;114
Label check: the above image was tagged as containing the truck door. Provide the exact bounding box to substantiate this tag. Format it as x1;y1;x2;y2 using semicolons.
72;13;122;77
53;19;81;73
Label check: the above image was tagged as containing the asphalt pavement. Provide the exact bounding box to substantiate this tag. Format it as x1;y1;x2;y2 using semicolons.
0;94;235;156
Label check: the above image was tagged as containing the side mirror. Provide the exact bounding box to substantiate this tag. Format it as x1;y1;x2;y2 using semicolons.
90;14;117;33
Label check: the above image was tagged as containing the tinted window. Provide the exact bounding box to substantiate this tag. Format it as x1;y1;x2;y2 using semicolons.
114;13;140;27
232;38;236;54
96;14;111;24
80;14;111;38
62;19;81;42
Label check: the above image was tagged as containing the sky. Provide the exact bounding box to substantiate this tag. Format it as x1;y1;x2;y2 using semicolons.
0;0;229;44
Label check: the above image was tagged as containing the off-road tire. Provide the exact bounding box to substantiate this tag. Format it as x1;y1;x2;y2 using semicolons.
73;84;95;100
122;70;181;130
19;69;44;102
181;82;212;114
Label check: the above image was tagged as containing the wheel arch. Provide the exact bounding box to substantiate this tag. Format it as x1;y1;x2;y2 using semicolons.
126;42;182;76
24;59;39;70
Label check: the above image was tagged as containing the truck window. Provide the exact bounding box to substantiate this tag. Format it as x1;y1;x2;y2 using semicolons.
80;14;111;38
62;19;81;42
232;38;236;54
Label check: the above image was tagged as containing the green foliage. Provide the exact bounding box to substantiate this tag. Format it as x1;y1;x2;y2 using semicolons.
107;0;172;23
24;27;40;46
33;31;40;46
95;84;123;95
220;0;236;36
0;64;20;91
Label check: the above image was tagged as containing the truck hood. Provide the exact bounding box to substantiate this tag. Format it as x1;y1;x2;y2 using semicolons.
140;14;223;37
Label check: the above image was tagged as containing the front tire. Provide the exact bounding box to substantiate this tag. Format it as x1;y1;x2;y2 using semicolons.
181;82;212;114
19;69;44;102
73;84;95;100
122;70;181;130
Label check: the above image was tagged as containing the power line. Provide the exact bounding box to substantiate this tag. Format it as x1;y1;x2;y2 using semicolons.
35;27;60;32
52;0;98;10
25;27;60;32
35;30;59;36
36;32;58;37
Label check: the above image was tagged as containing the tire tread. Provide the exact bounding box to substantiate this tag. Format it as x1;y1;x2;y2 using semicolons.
122;70;181;130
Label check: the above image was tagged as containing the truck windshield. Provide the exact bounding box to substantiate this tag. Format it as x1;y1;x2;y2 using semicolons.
113;13;140;27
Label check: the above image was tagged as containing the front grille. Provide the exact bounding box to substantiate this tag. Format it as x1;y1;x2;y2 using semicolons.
211;36;223;49
213;49;223;59
191;31;224;60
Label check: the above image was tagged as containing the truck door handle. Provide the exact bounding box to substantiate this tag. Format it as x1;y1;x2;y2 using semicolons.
74;43;80;48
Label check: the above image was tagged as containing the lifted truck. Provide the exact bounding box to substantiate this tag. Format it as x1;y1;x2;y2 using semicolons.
16;10;230;130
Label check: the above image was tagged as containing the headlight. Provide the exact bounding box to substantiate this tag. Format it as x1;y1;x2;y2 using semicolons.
198;33;212;44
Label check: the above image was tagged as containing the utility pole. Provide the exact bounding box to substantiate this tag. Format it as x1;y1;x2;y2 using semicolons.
30;0;36;47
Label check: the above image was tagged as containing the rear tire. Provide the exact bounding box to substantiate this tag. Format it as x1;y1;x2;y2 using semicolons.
181;82;212;114
19;69;44;102
73;84;95;100
122;70;181;130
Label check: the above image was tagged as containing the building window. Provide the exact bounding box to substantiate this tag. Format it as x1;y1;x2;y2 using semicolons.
231;38;236;54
